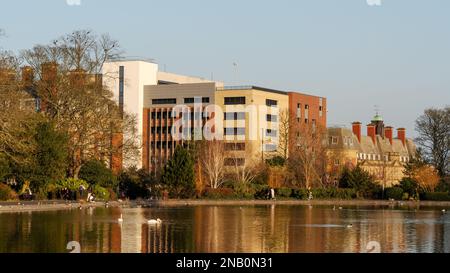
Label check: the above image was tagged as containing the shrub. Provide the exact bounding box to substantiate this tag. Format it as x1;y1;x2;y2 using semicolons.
253;184;270;200
0;183;18;201
276;188;292;198
339;166;381;199
79;160;117;189
57;178;89;192
399;178;419;198
203;187;236;199
386;187;404;201
422;192;450;201
292;189;308;200
92;185;110;201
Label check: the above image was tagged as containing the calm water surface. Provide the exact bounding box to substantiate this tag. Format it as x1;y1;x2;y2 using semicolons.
1;205;449;253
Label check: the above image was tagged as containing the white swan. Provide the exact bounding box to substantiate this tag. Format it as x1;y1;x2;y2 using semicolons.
442;209;446;213
118;214;123;223
148;218;162;225
346;224;353;228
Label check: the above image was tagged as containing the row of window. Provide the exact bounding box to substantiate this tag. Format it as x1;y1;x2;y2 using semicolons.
152;97;211;105
224;158;245;166
224;143;246;151
150;111;211;120
357;153;410;163
224;97;279;107
224;128;246;136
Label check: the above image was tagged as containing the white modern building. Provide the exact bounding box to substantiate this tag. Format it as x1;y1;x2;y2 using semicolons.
102;60;223;169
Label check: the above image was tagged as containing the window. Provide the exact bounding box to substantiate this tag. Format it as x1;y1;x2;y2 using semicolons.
224;97;246;105
184;97;210;104
224;128;246;136
305;105;309;110
330;136;338;145
225;158;245;166
264;144;278;152
224;112;246;120
297;103;302;119
266;129;277;137
152;98;177;105
266;115;278;122
225;143;246;151
334;159;340;166
266;99;278;107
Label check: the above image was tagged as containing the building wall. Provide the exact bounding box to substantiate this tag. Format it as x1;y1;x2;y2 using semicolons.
215;87;289;166
288;92;327;129
142;83;217;172
327;124;417;187
102;61;159;168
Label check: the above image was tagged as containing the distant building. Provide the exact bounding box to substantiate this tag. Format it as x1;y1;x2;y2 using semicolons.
102;60;327;173
327;115;417;187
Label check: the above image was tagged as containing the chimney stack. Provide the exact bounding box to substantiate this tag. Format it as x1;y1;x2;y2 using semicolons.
384;126;393;145
21;66;34;89
367;124;376;144
352;122;362;143
41;62;58;83
397;128;406;146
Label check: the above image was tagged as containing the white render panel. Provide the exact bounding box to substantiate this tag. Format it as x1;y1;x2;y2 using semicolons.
102;61;159;168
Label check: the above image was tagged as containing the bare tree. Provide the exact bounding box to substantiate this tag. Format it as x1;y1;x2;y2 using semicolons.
415;107;450;176
20;30;139;178
277;109;290;161
231;152;260;192
0;52;37;165
200;140;226;189
288;122;327;189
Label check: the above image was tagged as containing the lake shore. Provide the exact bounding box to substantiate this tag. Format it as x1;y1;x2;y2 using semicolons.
2;199;450;213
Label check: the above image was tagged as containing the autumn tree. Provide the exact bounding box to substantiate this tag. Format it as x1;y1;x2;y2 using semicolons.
20;30;139;178
413;165;440;193
415;107;450;177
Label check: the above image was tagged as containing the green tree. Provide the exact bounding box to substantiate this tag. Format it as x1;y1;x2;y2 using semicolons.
339;166;381;199
161;146;195;198
118;167;155;199
79;160;117;189
30;121;68;192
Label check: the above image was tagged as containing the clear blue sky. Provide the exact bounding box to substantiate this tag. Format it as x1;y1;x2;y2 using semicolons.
1;0;449;137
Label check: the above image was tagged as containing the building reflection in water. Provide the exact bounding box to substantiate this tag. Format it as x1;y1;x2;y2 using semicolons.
1;205;450;253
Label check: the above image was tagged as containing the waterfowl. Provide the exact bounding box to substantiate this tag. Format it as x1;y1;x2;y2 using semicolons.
442;209;446;213
339;207;343;210
148;218;162;225
346;224;353;228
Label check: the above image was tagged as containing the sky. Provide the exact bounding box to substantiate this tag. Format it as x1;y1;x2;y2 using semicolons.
1;0;449;137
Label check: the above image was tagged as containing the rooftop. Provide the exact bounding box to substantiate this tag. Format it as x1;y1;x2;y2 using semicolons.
217;85;288;95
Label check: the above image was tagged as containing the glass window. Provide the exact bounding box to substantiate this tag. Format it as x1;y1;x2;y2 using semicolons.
266;99;278;107
152;98;177;105
224;97;246;105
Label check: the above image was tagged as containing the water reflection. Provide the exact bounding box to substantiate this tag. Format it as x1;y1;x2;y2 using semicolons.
1;205;449;253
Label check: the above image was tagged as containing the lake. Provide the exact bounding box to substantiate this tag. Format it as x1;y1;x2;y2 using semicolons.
1;205;449;253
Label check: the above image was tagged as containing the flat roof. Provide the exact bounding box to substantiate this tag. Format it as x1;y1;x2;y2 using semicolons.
217;85;288;95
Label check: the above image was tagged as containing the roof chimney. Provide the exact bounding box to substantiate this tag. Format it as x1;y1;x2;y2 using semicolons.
352;122;362;143
384;126;393;145
367;124;376;144
21;66;34;89
397;128;406;147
